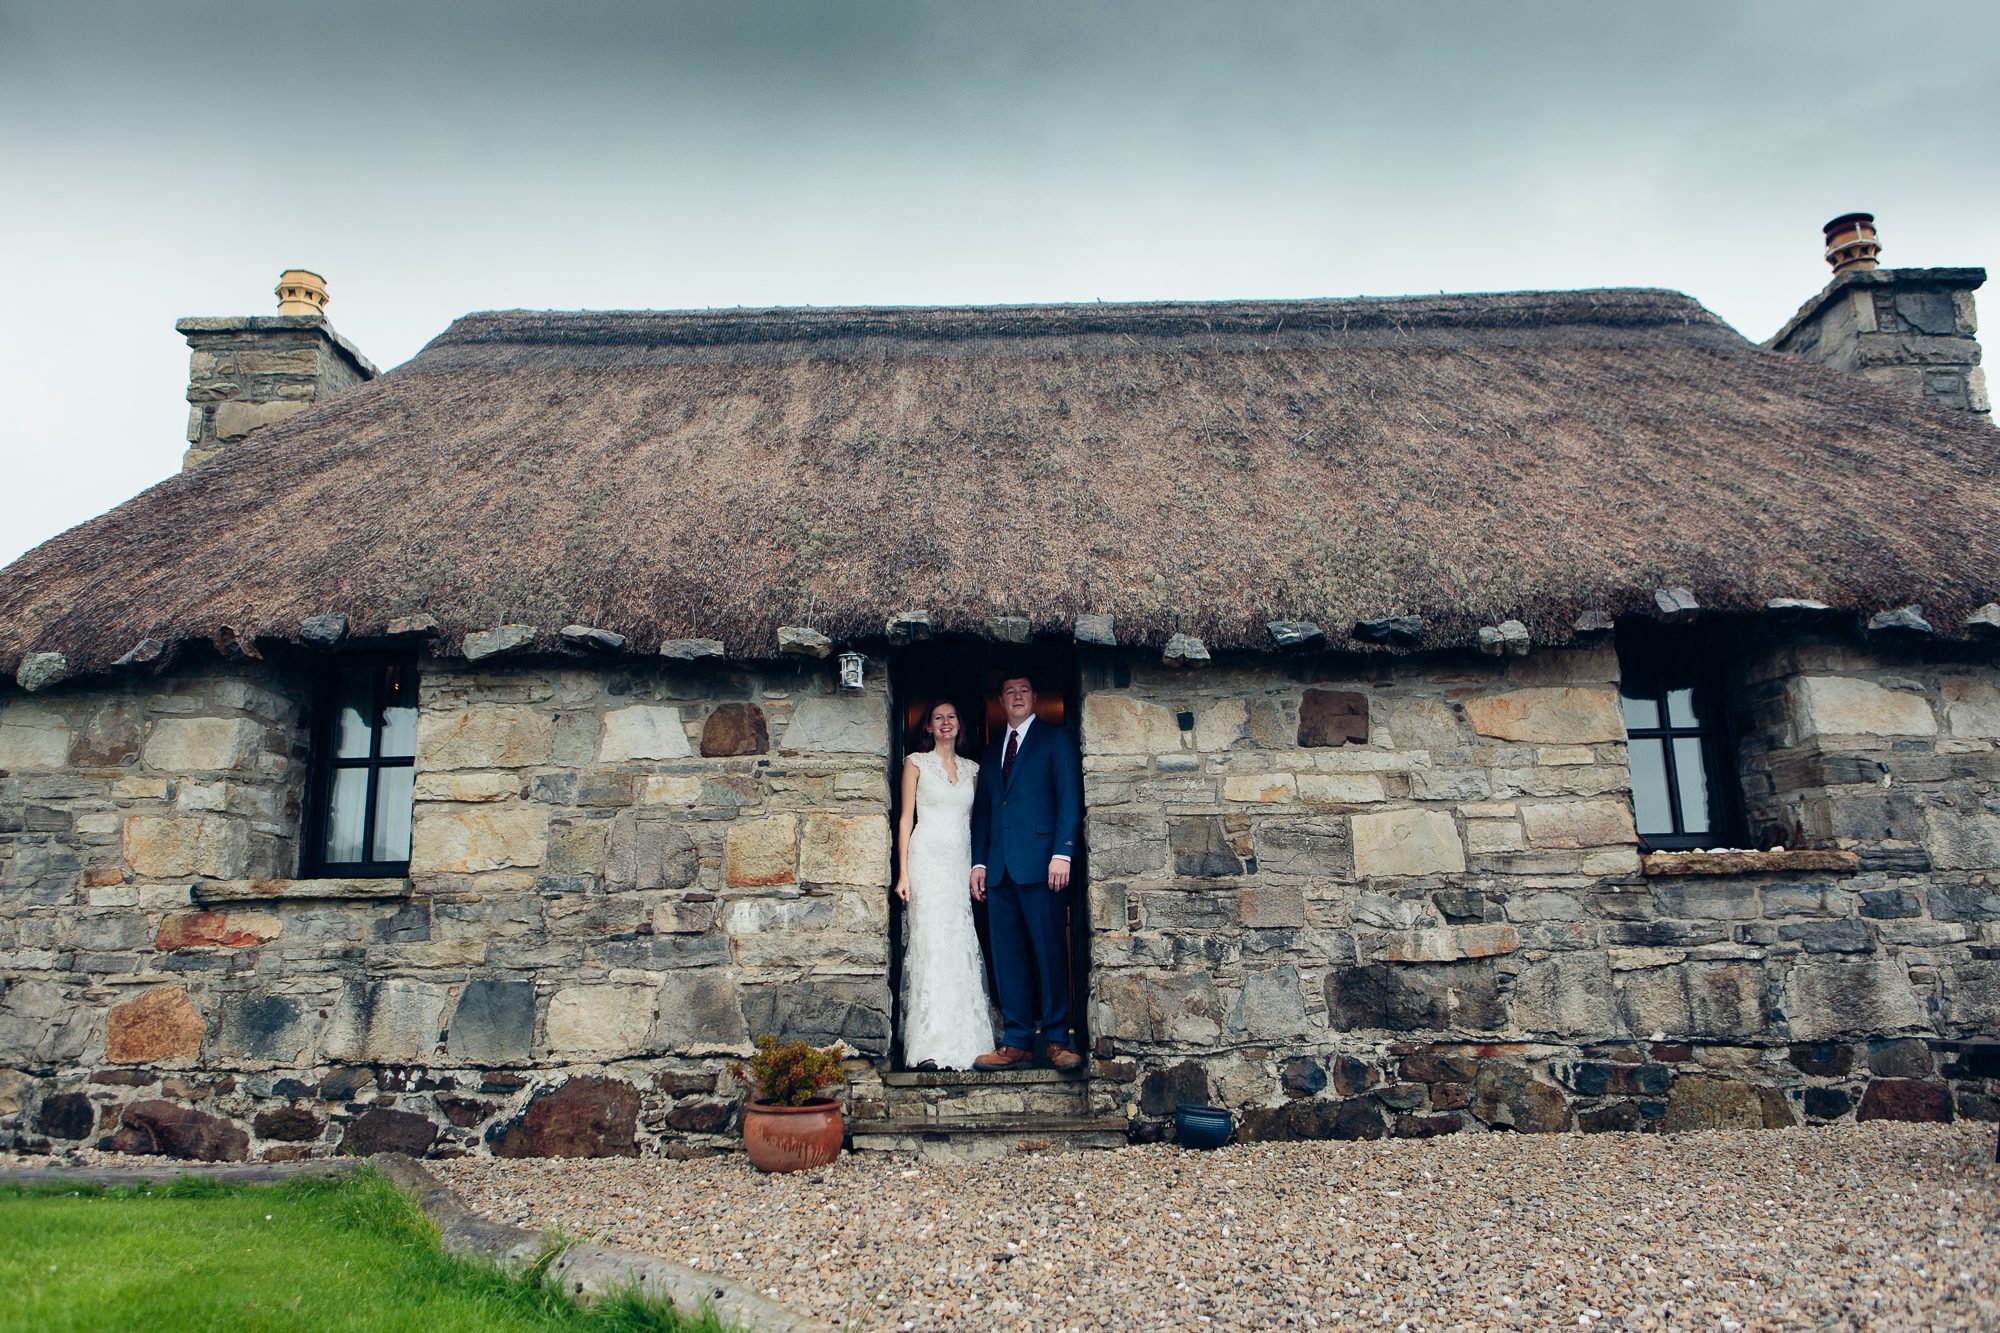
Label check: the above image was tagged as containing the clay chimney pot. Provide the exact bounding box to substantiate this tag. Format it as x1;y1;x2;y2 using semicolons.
275;269;330;316
1823;213;1880;275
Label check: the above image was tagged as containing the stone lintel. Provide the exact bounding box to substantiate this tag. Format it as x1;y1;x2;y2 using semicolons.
1640;849;1859;877
191;877;413;904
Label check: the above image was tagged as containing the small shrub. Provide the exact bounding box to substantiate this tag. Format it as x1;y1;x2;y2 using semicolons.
729;1035;845;1107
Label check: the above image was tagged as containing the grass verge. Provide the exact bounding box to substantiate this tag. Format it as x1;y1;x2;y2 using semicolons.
0;1168;741;1332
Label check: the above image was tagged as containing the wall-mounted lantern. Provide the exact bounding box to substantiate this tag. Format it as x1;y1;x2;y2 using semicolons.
838;651;866;690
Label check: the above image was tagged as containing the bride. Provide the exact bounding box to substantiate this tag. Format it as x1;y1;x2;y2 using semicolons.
894;700;997;1070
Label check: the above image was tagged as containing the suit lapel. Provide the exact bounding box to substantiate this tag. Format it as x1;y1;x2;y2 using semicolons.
1003;720;1042;791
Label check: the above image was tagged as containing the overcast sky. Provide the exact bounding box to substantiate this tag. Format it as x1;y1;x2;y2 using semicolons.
2;0;1995;568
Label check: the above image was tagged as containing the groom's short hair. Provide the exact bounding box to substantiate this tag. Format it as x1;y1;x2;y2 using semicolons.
997;667;1037;694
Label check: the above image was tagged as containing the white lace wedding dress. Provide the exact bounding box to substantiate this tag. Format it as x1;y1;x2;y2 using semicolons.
900;750;997;1069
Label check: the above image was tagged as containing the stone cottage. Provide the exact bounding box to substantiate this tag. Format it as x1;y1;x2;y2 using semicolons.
1;218;1996;1163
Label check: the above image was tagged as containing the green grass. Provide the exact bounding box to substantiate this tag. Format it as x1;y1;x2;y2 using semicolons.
0;1169;740;1333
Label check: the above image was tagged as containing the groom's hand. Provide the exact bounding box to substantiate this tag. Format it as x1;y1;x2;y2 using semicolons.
969;866;986;901
1047;857;1070;891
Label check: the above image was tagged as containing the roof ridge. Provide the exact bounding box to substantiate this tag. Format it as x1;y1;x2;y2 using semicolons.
414;288;1729;358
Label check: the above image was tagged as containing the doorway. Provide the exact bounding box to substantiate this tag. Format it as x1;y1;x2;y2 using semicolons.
887;637;1087;1071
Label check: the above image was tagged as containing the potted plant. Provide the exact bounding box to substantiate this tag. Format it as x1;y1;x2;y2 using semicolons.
731;1035;847;1173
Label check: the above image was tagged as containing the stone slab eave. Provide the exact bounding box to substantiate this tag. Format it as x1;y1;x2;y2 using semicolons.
8;596;2000;689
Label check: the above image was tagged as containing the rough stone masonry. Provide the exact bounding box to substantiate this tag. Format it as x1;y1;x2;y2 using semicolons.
1078;640;1998;1141
2;659;894;1160
1;632;1996;1162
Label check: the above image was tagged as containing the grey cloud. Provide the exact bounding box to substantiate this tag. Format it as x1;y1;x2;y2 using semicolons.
1;0;1995;564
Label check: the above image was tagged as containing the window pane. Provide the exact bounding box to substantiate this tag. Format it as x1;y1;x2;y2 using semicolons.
1673;737;1713;835
371;766;415;862
379;665;418;758
331;666;376;758
1629;739;1675;835
1619;688;1661;731
1666;687;1702;729
324;768;368;863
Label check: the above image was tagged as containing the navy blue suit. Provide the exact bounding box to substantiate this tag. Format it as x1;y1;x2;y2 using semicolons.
971;718;1083;1050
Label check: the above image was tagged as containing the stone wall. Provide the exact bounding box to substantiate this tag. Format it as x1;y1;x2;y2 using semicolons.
1739;641;2000;871
1;655;895;1161
3;635;1995;1161
1765;266;1989;415
1077;642;2000;1140
177;316;377;469
0;662;307;940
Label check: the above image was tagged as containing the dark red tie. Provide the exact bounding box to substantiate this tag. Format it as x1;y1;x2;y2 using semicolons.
1003;728;1019;784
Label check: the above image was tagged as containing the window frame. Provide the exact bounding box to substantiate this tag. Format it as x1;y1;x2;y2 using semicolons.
301;656;418;878
1615;625;1743;852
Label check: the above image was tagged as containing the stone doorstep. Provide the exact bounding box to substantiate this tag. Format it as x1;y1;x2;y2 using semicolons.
879;1066;1091;1088
849;1131;1132;1162
369;1154;833;1333
848;1112;1128;1128
878;1068;1096;1122
882;1084;1092;1122
850;1115;1131;1158
855;1114;1127;1135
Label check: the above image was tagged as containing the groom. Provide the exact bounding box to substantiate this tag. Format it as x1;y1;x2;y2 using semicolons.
969;670;1084;1072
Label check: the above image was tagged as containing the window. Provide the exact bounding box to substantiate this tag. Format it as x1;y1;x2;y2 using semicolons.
304;660;417;876
1616;631;1739;850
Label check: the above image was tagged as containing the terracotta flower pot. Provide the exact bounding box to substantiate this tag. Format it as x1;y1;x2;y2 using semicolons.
741;1098;844;1173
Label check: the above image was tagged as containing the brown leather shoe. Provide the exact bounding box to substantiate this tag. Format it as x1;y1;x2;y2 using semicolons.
1044;1041;1084;1072
974;1045;1034;1071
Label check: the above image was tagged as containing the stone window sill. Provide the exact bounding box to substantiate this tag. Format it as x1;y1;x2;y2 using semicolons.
190;877;413;905
1639;849;1860;877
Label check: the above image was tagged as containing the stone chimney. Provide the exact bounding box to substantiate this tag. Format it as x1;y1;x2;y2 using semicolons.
1764;214;1988;416
177;269;379;469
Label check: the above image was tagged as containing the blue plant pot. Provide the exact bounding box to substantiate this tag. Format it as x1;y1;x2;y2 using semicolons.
1174;1102;1233;1150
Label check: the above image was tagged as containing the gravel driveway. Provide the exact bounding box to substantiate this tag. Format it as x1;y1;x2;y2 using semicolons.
437;1122;1999;1331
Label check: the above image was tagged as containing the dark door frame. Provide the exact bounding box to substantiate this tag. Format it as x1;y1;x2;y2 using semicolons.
885;637;1088;1071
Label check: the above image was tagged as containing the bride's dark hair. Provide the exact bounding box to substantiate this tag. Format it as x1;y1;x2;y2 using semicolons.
915;698;963;752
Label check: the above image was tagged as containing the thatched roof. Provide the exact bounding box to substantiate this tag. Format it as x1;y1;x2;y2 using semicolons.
4;288;1998;675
